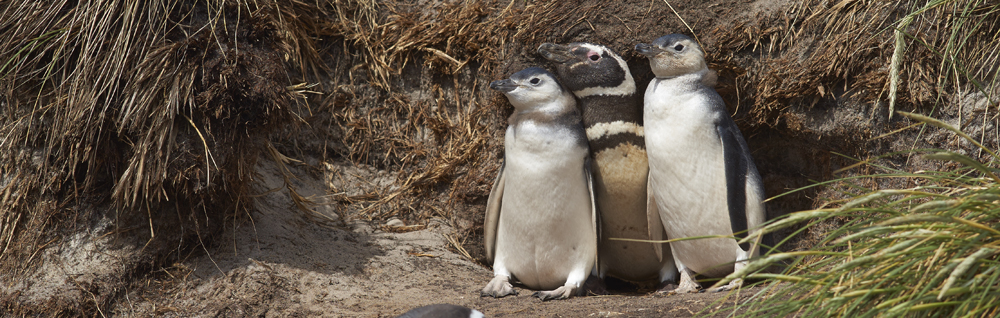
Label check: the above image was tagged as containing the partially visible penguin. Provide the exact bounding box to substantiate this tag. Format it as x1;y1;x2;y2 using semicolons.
635;34;765;293
481;67;598;300
396;304;485;318
537;42;678;291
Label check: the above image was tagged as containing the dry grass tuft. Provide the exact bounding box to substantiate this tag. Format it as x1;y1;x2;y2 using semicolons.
717;113;1000;317
0;0;323;275
321;0;580;223
712;0;999;131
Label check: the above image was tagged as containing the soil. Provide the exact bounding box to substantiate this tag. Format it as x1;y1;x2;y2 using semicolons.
107;161;764;317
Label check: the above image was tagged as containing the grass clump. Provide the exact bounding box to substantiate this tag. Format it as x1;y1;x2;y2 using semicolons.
717;112;1000;317
707;2;1000;316
0;0;316;276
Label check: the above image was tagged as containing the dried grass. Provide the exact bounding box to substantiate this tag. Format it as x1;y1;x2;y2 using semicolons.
0;0;320;271
712;0;999;131
716;113;1000;317
321;0;578;222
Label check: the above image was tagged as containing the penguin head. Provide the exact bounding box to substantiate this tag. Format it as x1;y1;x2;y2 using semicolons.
635;34;707;78
490;67;572;111
537;42;635;97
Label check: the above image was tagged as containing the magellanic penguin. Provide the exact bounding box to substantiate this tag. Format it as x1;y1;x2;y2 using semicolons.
537;42;678;290
482;67;598;301
396;304;484;318
635;34;766;293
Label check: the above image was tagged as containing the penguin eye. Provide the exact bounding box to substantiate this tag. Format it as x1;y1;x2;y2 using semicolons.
589;54;600;61
673;44;685;51
530;78;540;85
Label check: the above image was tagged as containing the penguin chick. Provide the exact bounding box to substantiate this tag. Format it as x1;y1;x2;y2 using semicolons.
482;67;598;301
636;34;766;294
538;42;678;290
396;304;484;318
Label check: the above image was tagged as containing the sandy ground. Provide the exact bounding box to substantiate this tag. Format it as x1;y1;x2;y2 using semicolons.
98;160;761;317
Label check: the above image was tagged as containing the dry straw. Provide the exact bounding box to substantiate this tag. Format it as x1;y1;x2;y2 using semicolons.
703;1;999;316
0;0;319;270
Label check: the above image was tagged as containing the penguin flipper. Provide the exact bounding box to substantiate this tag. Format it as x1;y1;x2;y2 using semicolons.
484;160;506;263
716;122;750;251
585;157;600;273
646;174;665;262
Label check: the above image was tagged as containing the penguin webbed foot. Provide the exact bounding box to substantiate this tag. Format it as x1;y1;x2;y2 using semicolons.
663;267;701;294
707;259;750;292
707;278;744;293
581;275;608;296
531;285;579;301
654;281;678;294
480;275;518;298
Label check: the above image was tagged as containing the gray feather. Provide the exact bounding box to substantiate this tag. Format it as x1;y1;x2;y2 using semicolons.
484;160;505;262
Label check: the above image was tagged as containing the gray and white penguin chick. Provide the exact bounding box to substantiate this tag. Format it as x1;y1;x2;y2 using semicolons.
538;42;678;290
396;304;484;318
635;34;765;294
482;67;598;301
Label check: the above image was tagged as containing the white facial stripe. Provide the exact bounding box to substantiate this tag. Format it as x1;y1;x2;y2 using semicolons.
505;75;566;110
572;44;636;97
585;121;644;140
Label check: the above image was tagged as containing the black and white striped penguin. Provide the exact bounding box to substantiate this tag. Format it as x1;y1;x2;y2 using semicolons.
636;34;766;293
482;67;598;300
396;304;484;318
538;42;678;291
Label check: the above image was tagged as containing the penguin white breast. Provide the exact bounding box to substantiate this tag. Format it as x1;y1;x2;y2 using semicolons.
644;77;740;275
496;121;596;289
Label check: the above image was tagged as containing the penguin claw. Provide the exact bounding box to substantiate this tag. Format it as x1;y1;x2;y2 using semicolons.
582;275;608;296
481;276;518;298
667;267;702;294
707;278;744;293
532;286;577;301
707;286;729;293
670;285;701;294
654;281;678;294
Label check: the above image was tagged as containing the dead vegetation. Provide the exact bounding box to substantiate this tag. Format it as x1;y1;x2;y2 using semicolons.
1;0;998;315
0;1;310;312
711;0;999;132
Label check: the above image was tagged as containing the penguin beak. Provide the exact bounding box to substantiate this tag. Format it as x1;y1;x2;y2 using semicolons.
635;43;663;57
489;78;518;93
537;43;574;63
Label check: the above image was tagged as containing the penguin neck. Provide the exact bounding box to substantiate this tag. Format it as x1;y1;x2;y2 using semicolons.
578;93;645;152
508;93;580;127
577;93;642;127
570;72;637;98
654;68;710;89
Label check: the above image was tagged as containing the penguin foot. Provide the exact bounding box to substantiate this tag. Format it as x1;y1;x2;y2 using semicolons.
670;284;701;294
707;278;743;293
532;285;578;301
480;275;517;298
581;275;608;296
654;281;678;294
668;268;701;294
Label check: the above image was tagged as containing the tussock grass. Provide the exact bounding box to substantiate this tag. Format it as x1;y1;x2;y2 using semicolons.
714;112;1000;317
0;0;584;278
0;0;321;270
713;0;999;129
321;0;583;222
706;2;1000;315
